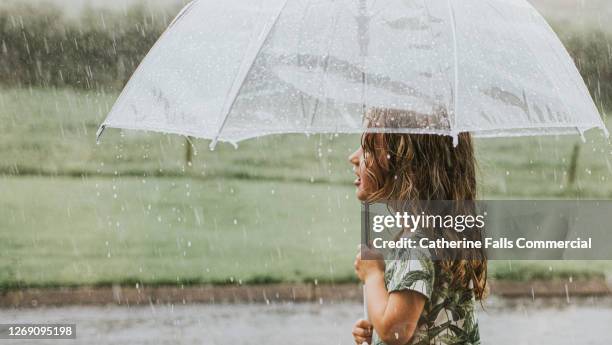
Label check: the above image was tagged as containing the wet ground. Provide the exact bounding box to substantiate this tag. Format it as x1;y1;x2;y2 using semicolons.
1;297;611;344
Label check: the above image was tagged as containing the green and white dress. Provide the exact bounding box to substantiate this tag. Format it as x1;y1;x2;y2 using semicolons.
372;248;481;345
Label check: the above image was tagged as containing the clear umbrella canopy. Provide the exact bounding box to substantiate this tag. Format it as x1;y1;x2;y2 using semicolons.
97;0;608;148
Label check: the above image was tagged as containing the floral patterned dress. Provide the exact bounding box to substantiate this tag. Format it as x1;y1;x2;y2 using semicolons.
371;248;481;345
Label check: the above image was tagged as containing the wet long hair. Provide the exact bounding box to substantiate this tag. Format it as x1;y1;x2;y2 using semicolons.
361;108;488;300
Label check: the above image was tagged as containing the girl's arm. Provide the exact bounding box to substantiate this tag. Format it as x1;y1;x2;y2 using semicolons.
355;247;426;345
365;271;425;345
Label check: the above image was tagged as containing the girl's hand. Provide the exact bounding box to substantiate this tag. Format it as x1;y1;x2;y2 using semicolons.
354;245;385;283
352;318;373;345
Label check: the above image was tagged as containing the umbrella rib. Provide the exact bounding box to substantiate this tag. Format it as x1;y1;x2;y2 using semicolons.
310;2;341;127
513;0;606;137
297;1;314;122
484;0;582;138
524;2;603;119
358;0;369;125
97;0;200;143
445;0;460;146
168;0;198;29
420;0;438;126
210;0;290;150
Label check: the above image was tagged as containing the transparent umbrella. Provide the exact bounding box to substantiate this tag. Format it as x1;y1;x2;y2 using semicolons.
95;0;608;340
97;0;608;148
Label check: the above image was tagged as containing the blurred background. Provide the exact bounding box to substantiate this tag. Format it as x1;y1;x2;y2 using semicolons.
0;0;611;330
1;1;611;344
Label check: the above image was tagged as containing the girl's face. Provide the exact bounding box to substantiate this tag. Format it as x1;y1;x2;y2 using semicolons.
349;146;372;201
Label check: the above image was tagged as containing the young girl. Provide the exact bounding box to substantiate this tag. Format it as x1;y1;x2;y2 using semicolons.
349;108;487;345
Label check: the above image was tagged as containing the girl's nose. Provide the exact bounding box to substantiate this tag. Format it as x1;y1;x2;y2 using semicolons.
349;151;359;165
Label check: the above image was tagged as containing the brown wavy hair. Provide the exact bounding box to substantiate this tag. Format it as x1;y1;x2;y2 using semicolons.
361;108;488;300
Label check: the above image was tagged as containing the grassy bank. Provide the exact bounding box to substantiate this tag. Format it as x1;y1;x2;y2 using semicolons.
0;176;359;287
1;175;610;289
1;87;612;288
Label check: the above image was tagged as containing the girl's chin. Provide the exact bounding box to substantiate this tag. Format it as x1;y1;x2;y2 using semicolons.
356;189;369;202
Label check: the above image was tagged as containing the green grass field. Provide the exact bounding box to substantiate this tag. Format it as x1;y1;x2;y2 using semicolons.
1;87;612;288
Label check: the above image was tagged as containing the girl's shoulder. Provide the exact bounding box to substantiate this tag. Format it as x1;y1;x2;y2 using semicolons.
384;247;435;299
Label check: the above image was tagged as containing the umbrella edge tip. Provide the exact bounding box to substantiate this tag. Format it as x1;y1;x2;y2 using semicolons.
96;125;107;144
